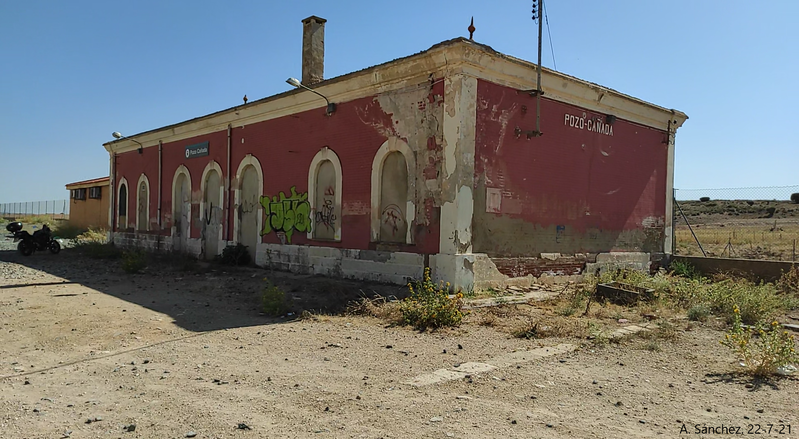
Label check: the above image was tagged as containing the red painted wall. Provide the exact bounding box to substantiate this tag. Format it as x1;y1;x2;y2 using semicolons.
114;84;444;255
474;80;669;256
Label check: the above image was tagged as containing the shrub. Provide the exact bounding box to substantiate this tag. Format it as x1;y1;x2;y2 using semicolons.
776;266;799;295
670;260;701;279
217;243;251;266
121;249;147;273
261;280;288;316
699;197;710;202
687;304;711;322
721;305;799;376
74;227;108;244
791;193;799;204
399;267;465;330
53;222;87;239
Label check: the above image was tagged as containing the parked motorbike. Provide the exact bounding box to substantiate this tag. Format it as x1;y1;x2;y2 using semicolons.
5;222;61;256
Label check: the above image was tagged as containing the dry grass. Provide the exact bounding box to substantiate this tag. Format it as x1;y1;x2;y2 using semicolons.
675;222;799;260
345;296;402;322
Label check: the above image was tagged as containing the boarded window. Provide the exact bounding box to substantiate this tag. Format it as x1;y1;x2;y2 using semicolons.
379;151;408;243
313;160;337;240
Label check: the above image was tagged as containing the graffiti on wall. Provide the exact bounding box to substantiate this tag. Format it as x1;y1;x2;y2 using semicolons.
381;204;405;238
314;186;337;233
259;186;311;244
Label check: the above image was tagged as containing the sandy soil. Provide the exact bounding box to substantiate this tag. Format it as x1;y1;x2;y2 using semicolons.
1;247;797;439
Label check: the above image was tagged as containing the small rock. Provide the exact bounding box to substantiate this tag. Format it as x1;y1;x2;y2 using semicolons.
123;424;136;432
546;423;553;428
639;420;646;424
458;344;463;349
385;345;393;349
511;420;517;425
757;409;764;413
745;383;754;389
615;401;623;407
618;319;629;323
237;423;252;430
24;380;30;385
186;432;197;438
430;416;443;422
592;380;597;384
456;395;472;400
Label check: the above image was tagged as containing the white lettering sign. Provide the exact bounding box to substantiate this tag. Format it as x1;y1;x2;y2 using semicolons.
564;113;614;136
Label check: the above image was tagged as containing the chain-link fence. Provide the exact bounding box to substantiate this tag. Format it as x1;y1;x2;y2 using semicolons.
674;186;799;261
0;200;70;221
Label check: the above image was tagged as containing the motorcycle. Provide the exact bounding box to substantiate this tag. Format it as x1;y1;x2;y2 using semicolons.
5;222;61;256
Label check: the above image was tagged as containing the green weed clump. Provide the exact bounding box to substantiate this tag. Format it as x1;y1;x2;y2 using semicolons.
121;249;147;273
261;280;288;316
687;304;711;322
400;267;465;330
584;268;797;325
721;305;799;377
670;260;701;279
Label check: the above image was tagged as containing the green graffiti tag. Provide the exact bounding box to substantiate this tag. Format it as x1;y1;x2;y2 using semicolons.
259;186;311;244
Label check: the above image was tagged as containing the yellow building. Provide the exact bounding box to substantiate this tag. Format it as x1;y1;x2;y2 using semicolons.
65;177;110;230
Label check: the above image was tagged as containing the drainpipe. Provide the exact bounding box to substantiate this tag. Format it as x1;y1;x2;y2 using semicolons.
158;140;163;229
226;124;232;242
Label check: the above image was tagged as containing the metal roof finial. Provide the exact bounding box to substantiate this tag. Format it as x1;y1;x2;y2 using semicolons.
468;17;475;40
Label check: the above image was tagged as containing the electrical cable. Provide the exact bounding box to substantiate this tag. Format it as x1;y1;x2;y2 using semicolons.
543;0;557;70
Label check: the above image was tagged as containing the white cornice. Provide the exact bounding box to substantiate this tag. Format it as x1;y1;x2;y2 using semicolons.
105;39;687;155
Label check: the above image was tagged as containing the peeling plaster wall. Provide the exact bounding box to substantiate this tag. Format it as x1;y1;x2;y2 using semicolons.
473;80;669;258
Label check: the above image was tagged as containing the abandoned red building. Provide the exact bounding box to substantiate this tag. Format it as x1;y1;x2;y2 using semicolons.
104;16;688;290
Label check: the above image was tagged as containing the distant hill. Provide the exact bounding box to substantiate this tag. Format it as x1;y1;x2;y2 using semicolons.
675;200;799;225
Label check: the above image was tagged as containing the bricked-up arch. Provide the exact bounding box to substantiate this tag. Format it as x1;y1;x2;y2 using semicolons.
117;177;129;230
308;147;342;241
136;174;150;232
200;161;224;260
171;165;192;252
370;138;415;244
234;154;264;262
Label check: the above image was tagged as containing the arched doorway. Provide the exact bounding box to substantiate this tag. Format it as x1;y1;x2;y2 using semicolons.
172;167;191;253
201;165;223;260
238;165;259;262
379;151;409;242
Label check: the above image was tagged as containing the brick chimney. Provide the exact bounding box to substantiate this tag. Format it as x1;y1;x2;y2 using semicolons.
301;16;326;85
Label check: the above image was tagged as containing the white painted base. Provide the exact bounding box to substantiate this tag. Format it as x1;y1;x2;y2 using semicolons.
255;244;424;285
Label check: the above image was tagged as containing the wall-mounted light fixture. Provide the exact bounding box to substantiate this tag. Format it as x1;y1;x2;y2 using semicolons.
112;131;143;154
286;77;336;116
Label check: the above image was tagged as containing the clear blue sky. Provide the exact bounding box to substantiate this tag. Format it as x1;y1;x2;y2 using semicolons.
1;0;796;204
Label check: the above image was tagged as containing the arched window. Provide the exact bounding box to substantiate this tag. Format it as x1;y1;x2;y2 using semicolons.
117;177;129;230
308;147;342;241
136;174;150;232
370;138;415;244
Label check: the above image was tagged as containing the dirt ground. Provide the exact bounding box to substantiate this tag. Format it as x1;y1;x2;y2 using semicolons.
1;247;797;439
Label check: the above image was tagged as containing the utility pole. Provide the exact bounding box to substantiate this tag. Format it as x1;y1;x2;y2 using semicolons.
532;0;544;136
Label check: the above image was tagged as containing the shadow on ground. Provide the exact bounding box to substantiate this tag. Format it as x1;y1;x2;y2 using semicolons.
0;246;407;333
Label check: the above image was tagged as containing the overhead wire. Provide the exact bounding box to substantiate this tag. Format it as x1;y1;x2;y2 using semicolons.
543;0;557;70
